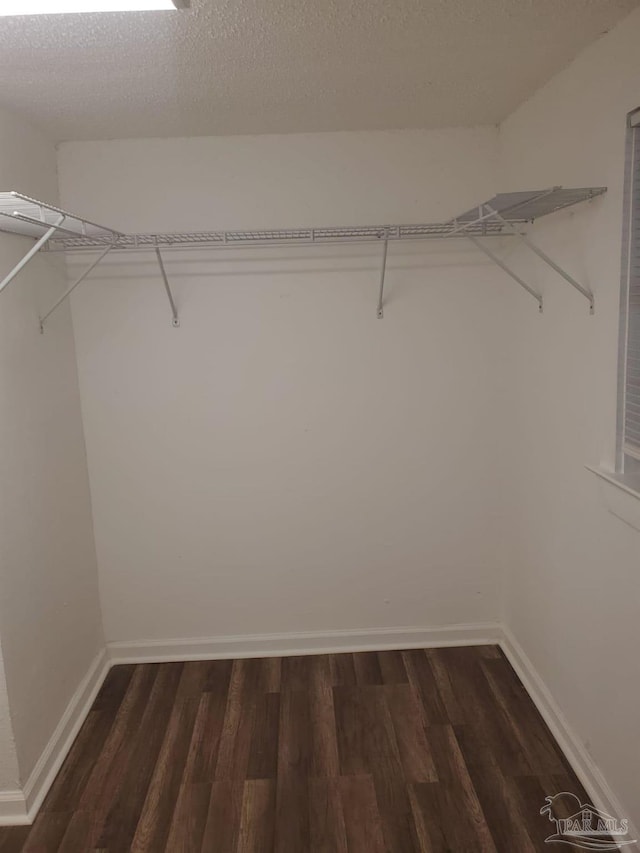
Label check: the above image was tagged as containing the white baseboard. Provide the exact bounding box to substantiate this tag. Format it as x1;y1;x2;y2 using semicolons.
0;791;28;825
0;622;498;826
1;621;635;840
500;625;639;844
107;621;502;664
0;647;110;826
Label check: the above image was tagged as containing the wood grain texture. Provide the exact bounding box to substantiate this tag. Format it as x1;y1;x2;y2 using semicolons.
0;645;594;851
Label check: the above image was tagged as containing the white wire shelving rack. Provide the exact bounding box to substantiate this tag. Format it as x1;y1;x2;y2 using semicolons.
0;186;606;328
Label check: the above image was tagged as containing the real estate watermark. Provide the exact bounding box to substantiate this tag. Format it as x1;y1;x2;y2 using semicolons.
541;792;636;850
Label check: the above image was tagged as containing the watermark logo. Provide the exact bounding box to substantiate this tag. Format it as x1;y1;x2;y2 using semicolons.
541;792;636;850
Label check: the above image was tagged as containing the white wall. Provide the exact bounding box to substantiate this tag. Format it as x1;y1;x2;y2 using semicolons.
0;649;19;795
498;7;640;832
37;12;640;832
0;107;104;788
57;128;523;644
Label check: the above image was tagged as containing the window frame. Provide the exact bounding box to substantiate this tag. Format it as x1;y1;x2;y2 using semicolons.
617;107;640;475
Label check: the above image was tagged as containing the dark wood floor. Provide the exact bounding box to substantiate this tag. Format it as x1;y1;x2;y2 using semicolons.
0;645;592;852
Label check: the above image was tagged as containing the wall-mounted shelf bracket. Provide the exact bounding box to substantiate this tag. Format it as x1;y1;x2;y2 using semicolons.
155;248;180;327
485;205;595;314
0;214;65;296
466;234;543;312
39;245;112;332
377;231;389;319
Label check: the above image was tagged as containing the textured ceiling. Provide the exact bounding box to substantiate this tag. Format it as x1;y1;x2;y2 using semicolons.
0;0;637;142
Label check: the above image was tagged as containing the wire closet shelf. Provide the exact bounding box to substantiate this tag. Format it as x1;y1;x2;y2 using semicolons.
0;185;606;325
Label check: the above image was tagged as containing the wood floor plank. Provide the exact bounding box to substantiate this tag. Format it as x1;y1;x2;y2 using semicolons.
78;664;159;812
176;661;217;698
93;662;184;850
477;645;502;659
309;684;341;778
453;720;502;771
438;649;533;775
408;782;450;852
91;664;135;713
384;684;438;782
332;685;370;776
277;688;312;776
329;653;357;686
260;656;282;694
20;812;69;853
280;655;311;693
536;772;591;812
425;647;466;724
0;827;30;853
423;724;498;852
247;692;280;780
339;775;386;853
214;660;257;781
402;650;448;724
353;651;383;685
237;780;275;853
274;690;311;851
56;811;98;853
281;653;332;693
240;658;278;698
308;778;348;853
40;710;112;813
372;772;419;853
130;697;200;852
335;684;416;852
532;772;612;846
0;645;596;853
183;691;229;783
308;655;334;692
164;782;211;853
510;773;568;850
465;762;540;853
201;659;234;695
199;780;244;853
377;650;409;684
416;778;499;853
480;658;567;775
274;775;309;853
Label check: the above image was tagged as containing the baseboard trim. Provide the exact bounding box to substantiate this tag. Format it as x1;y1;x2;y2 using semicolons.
0;648;111;826
2;622;634;838
107;621;502;664
500;625;639;843
0;791;28;826
0;623;497;826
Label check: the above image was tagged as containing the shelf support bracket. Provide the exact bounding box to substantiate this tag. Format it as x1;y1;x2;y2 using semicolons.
155;248;180;327
485;206;595;314
39;244;112;332
0;214;65;297
467;235;543;312
377;231;389;319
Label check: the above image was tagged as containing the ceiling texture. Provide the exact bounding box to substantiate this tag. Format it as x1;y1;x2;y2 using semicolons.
0;0;637;142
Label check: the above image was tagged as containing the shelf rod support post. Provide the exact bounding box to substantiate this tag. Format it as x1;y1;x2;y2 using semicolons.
377;231;389;319
0;215;65;296
467;235;543;313
39;244;112;332
155;248;180;327
485;206;595;314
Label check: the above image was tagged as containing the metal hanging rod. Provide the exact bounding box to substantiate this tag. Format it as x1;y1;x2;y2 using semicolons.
0;186;606;322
